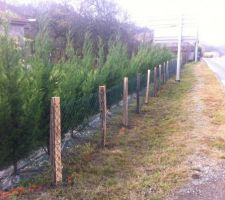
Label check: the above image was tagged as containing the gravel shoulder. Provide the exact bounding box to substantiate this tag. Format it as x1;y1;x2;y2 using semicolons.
170;61;225;200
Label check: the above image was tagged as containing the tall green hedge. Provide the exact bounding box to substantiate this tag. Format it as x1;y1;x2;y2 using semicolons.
0;23;173;172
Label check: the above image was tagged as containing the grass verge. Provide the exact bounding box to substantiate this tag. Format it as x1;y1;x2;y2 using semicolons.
16;64;196;200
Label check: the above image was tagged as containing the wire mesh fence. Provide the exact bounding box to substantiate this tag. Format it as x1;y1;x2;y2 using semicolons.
61;92;100;134
48;60;176;184
0;59;179;189
60;58;178;141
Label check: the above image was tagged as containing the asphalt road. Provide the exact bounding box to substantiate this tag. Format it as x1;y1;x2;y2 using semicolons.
204;57;225;86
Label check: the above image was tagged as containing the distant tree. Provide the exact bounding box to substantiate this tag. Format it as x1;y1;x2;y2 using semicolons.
0;0;171;173
32;0;139;62
28;15;56;154
0;21;31;173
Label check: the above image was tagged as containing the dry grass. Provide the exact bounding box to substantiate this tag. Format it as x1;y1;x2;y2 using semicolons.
165;61;225;199
192;62;225;159
17;64;197;200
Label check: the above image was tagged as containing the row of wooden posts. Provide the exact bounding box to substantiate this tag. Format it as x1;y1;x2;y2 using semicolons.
49;61;171;186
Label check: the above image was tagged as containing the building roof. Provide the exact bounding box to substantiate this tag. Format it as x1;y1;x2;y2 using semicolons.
0;1;28;26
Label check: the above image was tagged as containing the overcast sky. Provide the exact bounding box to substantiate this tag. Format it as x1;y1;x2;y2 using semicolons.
6;0;225;46
116;0;225;46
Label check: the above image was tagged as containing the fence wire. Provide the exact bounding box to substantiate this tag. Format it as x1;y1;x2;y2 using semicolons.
0;59;179;191
61;92;99;133
61;59;177;140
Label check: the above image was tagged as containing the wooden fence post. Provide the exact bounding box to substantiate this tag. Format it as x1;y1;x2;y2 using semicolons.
159;64;162;89
99;86;107;148
154;67;157;97
166;61;169;80
136;73;141;114
123;77;128;127
145;69;151;104
163;62;166;84
50;97;62;186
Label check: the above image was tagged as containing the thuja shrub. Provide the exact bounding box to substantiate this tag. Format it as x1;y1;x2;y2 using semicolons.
0;22;173;170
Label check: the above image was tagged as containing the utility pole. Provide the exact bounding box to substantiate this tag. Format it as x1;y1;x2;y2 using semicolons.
176;16;183;82
194;23;199;62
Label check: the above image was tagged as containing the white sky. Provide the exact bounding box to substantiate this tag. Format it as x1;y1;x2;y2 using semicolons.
7;0;225;45
115;0;225;46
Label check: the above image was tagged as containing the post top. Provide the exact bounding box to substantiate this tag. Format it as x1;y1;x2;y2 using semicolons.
51;97;60;103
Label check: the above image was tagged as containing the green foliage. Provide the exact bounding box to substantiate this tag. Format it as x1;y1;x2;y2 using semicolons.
26;17;55;150
0;21;31;170
82;32;95;69
99;37;130;87
54;35;173;134
34;15;53;65
65;30;76;61
130;45;173;75
97;36;105;68
0;16;56;171
0;18;173;170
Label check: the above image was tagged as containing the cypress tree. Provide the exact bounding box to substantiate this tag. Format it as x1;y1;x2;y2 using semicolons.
0;21;31;173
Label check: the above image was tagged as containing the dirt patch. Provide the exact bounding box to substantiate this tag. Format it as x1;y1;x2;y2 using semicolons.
170;62;225;200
